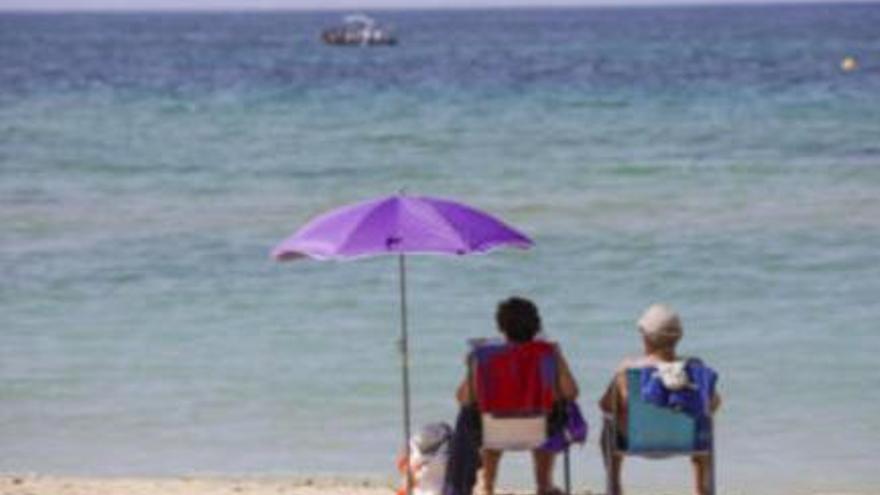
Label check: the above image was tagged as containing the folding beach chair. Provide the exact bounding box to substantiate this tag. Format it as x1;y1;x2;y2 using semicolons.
603;368;715;495
468;340;574;495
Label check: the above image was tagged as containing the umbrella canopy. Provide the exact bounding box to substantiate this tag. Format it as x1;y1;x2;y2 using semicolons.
272;194;532;261
272;193;532;494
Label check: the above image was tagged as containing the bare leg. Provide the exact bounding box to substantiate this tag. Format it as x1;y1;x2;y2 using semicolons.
691;455;711;495
601;422;624;495
479;449;502;495
532;449;556;494
604;454;623;495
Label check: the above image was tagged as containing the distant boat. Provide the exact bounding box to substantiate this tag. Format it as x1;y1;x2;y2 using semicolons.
321;14;397;46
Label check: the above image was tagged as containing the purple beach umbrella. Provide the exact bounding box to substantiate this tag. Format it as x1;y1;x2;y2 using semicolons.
272;193;532;493
272;194;532;260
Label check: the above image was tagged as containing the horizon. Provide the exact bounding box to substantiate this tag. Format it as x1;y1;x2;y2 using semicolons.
1;0;878;12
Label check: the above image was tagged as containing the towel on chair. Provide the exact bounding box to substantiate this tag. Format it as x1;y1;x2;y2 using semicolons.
640;359;718;418
473;341;558;416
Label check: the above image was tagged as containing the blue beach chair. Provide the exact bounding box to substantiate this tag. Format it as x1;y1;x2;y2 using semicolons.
603;368;716;495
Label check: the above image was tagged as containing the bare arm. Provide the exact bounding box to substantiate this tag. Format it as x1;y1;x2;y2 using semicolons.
456;376;472;405
556;350;579;400
456;353;476;405
598;367;627;414
599;374;618;413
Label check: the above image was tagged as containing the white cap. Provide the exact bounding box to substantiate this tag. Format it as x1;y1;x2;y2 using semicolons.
637;304;683;342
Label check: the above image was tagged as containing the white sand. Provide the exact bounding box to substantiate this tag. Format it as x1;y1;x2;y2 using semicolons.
0;475;395;495
0;475;611;495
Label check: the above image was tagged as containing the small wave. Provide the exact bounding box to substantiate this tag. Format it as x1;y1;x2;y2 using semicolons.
607;163;667;176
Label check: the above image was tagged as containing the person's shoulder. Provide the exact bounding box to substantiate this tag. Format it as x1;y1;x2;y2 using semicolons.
682;356;715;371
684;356;719;376
615;356;649;373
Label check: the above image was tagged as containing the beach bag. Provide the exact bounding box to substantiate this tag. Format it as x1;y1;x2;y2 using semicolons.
541;400;588;452
397;422;452;495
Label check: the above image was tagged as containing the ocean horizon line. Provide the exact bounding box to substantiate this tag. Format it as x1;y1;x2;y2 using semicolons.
2;0;879;15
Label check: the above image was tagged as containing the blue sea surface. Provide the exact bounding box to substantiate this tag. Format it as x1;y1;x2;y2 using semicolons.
1;5;879;494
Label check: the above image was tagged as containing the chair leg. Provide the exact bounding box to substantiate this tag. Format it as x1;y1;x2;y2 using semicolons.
563;447;571;495
601;420;617;495
604;460;612;495
707;449;716;495
704;420;716;495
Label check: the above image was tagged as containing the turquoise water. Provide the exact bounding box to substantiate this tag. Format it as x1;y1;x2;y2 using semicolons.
2;5;880;493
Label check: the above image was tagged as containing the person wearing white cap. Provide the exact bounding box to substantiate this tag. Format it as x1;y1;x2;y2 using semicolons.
598;304;721;495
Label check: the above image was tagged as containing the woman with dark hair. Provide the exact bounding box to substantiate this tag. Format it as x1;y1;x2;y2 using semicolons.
456;297;578;495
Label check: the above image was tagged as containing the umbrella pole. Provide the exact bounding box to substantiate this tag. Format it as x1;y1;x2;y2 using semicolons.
398;253;413;495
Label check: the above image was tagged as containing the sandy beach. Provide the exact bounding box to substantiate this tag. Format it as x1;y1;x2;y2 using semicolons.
2;475;874;495
0;475;398;495
9;475;880;495
0;476;603;495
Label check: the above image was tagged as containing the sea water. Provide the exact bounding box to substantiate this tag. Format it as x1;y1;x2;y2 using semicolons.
1;5;879;494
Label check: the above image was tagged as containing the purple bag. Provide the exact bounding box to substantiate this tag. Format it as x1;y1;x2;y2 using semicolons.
541;401;588;452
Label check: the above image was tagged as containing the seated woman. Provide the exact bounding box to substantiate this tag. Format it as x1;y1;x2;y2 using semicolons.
456;296;578;495
599;304;721;495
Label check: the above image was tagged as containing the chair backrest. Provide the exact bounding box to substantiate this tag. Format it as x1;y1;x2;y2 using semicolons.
472;340;558;416
624;368;710;454
470;340;558;450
